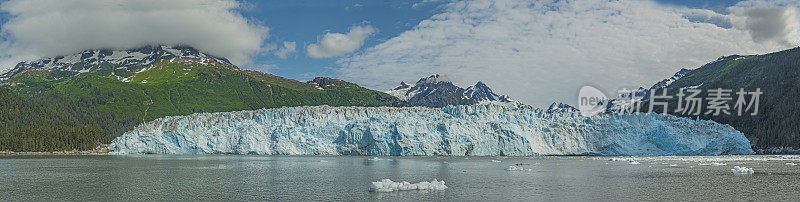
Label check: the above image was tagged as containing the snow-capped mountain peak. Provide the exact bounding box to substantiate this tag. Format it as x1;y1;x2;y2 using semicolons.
547;102;578;112
385;74;520;107
385;81;418;101
416;74;448;85
463;81;514;103
0;45;234;81
392;81;412;90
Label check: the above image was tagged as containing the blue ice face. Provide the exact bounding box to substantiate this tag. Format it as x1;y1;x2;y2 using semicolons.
110;104;754;156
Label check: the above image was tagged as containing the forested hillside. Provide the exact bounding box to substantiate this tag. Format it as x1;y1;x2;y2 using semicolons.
0;46;405;151
0;87;110;151
636;47;800;152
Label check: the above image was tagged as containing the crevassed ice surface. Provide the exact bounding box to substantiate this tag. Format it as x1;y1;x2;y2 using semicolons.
109;104;754;156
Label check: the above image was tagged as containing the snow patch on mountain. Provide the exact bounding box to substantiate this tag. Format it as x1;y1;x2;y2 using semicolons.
386;74;520;107
0;45;234;81
385;81;418;101
547;102;577;113
600;68;696;114
650;68;693;89
110;104;754;156
463;81;515;104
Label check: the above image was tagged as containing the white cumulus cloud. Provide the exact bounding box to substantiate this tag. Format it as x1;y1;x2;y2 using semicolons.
274;41;297;59
337;0;800;107
307;25;375;58
0;0;270;71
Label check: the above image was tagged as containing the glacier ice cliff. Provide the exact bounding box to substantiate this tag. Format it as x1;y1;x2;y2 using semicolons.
109;104;754;156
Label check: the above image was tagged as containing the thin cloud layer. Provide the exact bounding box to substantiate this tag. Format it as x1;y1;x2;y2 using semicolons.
307;25;375;58
337;0;800;107
0;0;269;71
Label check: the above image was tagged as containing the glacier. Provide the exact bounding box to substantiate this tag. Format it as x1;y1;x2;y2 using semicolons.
109;104;754;156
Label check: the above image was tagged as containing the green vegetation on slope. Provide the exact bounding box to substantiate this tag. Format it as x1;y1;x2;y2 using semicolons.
641;47;800;152
0;87;110;151
2;59;405;151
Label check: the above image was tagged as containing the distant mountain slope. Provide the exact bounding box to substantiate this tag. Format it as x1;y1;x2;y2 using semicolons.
386;74;519;107
464;81;515;103
0;46;405;151
621;47;800;153
547;102;577;113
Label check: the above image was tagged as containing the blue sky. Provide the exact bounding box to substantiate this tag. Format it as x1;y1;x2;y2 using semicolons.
237;0;448;78
655;0;742;13
239;0;744;81
0;0;797;107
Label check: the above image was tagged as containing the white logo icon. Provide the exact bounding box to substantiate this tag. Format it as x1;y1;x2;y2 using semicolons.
578;86;608;116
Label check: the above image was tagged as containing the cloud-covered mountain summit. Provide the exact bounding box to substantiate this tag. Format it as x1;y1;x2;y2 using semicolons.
0;0;268;71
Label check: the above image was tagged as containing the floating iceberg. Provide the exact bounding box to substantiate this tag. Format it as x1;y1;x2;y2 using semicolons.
786;162;796;166
611;157;643;164
110;104;754;156
699;162;727;166
630;155;793;162
369;179;447;192
731;166;754;174
609;157;635;162
505;165;532;171
367;157;391;161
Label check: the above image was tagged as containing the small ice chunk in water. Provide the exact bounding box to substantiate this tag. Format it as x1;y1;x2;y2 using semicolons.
368;157;390;161
786;162;797;166
609;157;640;165
369;179;447;192
711;162;726;166
609;157;630;161
505;165;532;171
491;160;501;163
731;166;754;174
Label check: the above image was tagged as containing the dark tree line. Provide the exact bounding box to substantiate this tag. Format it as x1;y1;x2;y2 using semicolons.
634;47;800;152
0;87;111;152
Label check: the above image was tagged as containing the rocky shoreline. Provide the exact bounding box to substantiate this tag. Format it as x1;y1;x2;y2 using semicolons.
756;147;800;155
0;144;111;156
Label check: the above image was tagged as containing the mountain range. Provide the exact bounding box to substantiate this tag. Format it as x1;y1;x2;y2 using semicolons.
385;74;520;108
2;45;799;153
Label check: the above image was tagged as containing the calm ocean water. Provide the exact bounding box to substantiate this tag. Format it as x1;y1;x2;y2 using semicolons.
1;155;798;201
